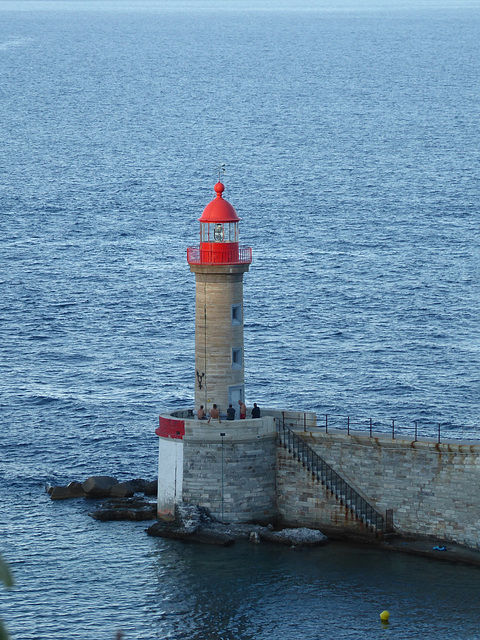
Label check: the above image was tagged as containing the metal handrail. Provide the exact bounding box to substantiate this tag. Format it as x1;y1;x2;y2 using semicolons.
276;418;385;533
320;414;478;443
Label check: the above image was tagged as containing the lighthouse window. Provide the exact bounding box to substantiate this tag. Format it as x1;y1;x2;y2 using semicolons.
231;304;242;326
232;348;243;368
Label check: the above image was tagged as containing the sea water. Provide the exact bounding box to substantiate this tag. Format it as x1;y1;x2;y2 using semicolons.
1;1;479;638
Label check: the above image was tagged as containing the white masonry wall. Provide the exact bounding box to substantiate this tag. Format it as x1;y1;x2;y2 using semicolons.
157;436;184;519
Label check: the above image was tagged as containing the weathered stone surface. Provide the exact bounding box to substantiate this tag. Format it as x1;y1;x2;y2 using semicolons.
143;480;157;496
110;482;135;498
67;481;86;497
182;433;277;523
259;527;328;547
176;503;203;534
127;478;148;493
48;476;156;501
82;476;119;498
89;497;156;521
145;502;328;548
146;522;235;546
50;486;78;500
249;531;261;544
277;431;480;548
91;507;156;521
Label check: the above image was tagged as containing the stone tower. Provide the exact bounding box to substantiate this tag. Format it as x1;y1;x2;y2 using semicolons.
187;182;252;417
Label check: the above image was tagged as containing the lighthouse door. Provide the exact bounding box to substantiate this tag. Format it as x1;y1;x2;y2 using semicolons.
228;385;245;419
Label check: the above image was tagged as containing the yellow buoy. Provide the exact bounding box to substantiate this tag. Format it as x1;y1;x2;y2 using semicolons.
380;610;390;622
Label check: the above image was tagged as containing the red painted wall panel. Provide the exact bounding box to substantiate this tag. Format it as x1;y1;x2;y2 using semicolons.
156;417;185;439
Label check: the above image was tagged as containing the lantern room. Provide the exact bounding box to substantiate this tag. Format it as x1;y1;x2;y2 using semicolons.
187;182;252;266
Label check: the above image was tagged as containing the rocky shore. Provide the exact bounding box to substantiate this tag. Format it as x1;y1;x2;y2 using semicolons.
46;475;158;521
47;477;480;564
146;504;329;547
46;478;330;546
46;475;157;500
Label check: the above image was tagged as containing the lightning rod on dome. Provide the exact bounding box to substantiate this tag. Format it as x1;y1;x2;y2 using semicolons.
218;162;226;183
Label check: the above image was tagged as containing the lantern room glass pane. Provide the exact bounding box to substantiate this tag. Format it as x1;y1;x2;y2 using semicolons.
200;222;238;243
200;223;209;242
225;222;238;243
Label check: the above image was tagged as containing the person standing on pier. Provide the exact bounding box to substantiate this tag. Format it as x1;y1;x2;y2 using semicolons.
238;400;246;419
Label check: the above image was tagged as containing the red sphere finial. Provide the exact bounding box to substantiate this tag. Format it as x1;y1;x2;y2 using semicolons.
214;182;225;197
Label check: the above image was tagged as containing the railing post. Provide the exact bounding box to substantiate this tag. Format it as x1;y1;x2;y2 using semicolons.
369;418;372;437
438;423;441;444
304;412;306;432
325;414;328;434
414;421;418;442
347;416;350;436
392;419;395;440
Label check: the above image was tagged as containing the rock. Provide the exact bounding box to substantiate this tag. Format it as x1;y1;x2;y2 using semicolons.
143;480;157;496
50;486;78;500
259;527;328;547
89;497;156;521
49;475;157;501
82;476;119;498
67;481;86;497
110;482;135;498
146;522;235;546
49;481;85;500
91;507;156;521
191;528;235;546
249;531;261;544
127;478;148;493
176;503;203;534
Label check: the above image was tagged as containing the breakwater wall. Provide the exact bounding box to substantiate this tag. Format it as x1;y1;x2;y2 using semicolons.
278;430;480;548
157;409;480;548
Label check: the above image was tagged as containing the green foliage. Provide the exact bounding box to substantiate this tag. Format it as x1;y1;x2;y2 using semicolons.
0;557;13;590
0;555;14;640
0;620;9;640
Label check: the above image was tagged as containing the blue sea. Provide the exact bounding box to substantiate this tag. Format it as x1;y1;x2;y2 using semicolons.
1;1;479;638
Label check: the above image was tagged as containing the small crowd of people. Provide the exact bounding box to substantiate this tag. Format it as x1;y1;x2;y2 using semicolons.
196;400;261;423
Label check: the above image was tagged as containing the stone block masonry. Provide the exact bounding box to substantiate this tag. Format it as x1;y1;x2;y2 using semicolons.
277;430;480;548
182;416;277;523
158;409;480;549
190;264;249;412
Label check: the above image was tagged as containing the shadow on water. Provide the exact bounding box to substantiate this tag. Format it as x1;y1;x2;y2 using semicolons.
147;539;480;640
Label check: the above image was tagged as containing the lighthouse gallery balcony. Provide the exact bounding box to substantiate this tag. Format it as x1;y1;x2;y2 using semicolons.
187;245;252;265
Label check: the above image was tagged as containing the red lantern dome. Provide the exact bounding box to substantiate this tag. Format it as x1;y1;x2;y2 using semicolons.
187;183;252;266
198;183;241;223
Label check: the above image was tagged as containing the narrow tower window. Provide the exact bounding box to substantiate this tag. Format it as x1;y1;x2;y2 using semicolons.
232;348;243;368
231;304;242;326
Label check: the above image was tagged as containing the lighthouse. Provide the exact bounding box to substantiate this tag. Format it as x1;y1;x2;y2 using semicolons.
187;182;252;418
156;181;389;534
156;182;279;523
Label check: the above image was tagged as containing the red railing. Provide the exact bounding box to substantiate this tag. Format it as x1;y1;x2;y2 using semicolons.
187;245;252;265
